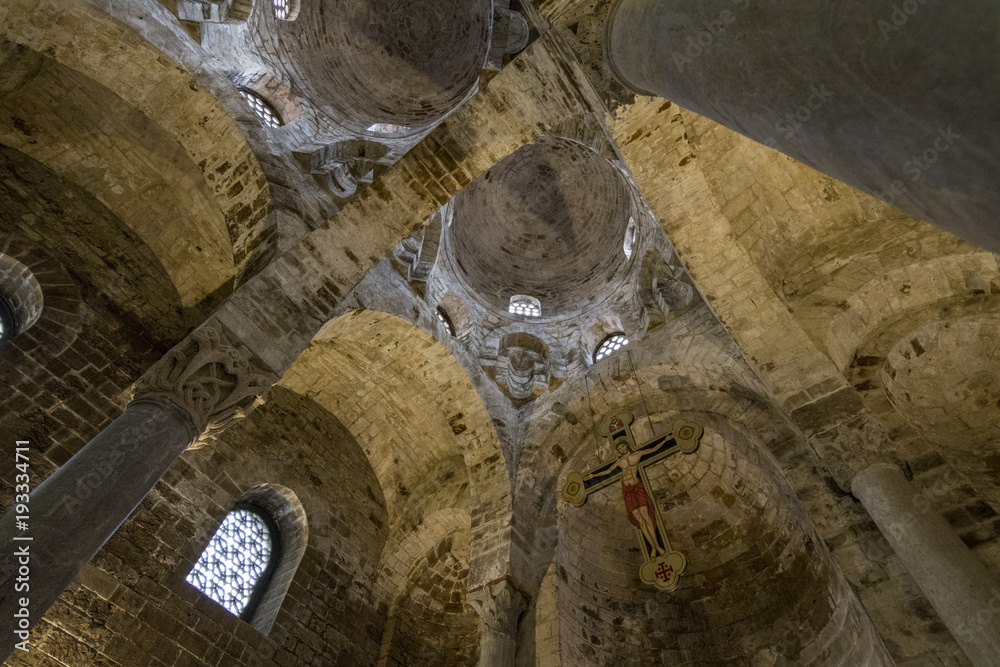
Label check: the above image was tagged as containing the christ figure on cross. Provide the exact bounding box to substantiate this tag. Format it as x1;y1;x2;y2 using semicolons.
584;438;666;557
562;411;703;591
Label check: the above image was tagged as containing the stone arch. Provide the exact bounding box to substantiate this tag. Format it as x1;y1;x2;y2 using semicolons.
377;516;480;666
0;42;235;308
846;297;1000;514
0;0;276;285
171;387;390;659
0;147;202;337
514;359;885;664
377;508;471;613
552;412;880;664
826;253;1000;372
375;455;471;603
278;309;513;588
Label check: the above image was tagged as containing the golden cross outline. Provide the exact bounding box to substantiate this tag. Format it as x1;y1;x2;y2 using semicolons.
561;411;703;591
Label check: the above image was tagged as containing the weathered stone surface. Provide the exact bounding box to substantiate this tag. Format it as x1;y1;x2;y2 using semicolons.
2;0;999;665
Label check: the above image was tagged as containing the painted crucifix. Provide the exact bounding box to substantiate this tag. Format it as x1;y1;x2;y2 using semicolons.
562;411;703;591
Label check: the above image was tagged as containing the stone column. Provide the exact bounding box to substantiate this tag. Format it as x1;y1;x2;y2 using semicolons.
852;463;1000;666
604;0;1000;252
0;324;273;659
468;578;527;666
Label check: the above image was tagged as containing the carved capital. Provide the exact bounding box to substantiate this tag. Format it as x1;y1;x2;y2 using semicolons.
656;275;694;312
131;325;276;441
468;578;526;638
814;414;903;492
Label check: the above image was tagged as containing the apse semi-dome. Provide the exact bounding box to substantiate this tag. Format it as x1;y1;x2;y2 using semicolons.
261;0;491;131
450;136;633;317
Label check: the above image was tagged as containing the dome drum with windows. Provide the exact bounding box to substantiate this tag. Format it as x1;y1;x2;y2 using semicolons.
450;136;635;318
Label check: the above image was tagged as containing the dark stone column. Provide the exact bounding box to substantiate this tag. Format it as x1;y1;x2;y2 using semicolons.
0;324;274;659
853;463;1000;666
605;0;1000;251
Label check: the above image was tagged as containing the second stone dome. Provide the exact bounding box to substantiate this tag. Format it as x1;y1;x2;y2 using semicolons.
265;0;492;131
450;136;633;317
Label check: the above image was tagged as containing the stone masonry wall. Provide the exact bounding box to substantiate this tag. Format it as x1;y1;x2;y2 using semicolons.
7;387;389;666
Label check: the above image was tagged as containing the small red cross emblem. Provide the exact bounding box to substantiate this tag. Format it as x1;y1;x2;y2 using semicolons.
609;417;624;433
655;562;674;583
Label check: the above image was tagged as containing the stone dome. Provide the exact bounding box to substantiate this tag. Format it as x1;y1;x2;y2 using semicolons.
265;0;491;131
449;136;632;316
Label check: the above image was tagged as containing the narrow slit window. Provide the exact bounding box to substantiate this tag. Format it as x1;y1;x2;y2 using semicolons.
509;295;541;318
594;332;629;362
186;508;275;618
624;216;637;259
238;89;283;129
0;298;13;341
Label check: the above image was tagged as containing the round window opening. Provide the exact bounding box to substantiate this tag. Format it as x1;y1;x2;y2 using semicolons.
186;507;276;618
238;88;283;129
595;332;629;362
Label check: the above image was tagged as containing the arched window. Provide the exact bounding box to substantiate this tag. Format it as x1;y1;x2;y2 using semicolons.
623;216;637;259
272;0;300;20
437;306;455;336
594;332;629;362
238;88;283;128
185;485;308;634
367;122;411;135
509;295;542;318
186;506;278;620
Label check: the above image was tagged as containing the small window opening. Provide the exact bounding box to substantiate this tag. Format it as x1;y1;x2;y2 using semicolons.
272;0;299;20
437;307;455;336
0;298;14;341
624;216;637;259
186;507;277;619
367;123;411;135
238;88;283;129
594;332;629;362
509;295;541;318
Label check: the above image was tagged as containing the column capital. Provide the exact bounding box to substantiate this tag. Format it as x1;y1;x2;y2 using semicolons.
130;323;276;444
813;414;904;492
468;577;527;638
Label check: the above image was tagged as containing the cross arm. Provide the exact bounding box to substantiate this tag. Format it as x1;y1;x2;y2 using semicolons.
636;435;680;466
562;460;621;506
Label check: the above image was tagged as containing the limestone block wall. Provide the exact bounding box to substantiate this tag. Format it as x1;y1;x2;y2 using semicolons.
0;242;167;506
551;415;877;664
5;388;390;666
0;0;280;287
605;97;975;664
